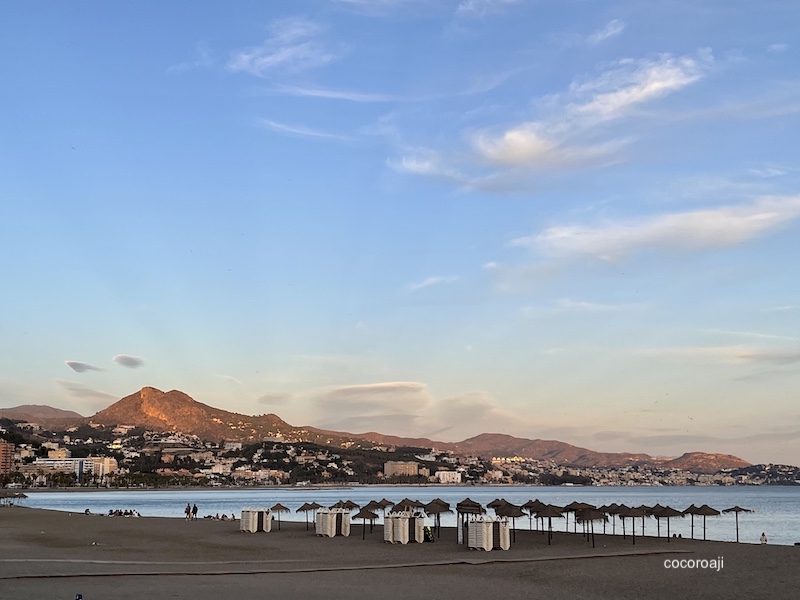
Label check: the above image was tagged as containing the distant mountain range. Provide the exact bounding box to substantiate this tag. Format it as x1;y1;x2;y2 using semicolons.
5;387;750;474
0;404;84;429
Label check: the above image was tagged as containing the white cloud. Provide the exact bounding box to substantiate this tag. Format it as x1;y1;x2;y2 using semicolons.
585;19;626;45
228;18;337;76
258;118;349;140
749;165;788;178
556;298;635;311
168;42;214;73
270;84;399;102
472;51;711;169
768;43;788;53
457;0;523;17
513;195;800;260
408;275;461;292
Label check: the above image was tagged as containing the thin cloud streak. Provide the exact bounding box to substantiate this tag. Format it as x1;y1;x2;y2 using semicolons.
514;195;800;260
586;19;626;45
113;354;144;369
258;118;350;140
408;275;461;292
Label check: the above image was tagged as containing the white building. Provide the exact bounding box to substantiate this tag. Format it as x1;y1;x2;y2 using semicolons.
434;470;462;484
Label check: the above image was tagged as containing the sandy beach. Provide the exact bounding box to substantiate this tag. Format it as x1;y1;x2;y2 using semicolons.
1;506;797;600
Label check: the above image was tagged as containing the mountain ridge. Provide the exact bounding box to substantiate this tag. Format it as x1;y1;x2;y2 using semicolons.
11;387;751;473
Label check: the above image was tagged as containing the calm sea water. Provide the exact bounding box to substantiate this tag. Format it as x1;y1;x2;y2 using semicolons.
20;485;800;546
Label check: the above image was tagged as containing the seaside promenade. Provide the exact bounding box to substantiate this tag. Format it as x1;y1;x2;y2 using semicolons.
1;506;796;599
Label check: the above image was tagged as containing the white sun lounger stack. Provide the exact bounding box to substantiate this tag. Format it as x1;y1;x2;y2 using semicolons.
389;511;410;544
334;508;351;537
410;514;425;543
493;517;511;550
240;508;272;533
316;508;335;537
383;514;395;543
468;516;493;551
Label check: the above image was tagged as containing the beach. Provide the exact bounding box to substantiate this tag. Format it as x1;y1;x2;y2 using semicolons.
1;506;796;600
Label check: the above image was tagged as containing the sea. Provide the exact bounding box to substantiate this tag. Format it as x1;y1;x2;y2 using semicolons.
19;485;800;546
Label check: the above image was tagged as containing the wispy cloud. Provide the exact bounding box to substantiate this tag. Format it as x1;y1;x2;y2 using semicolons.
113;354;144;369
56;381;117;403
703;328;797;341
168;42;214;73
270;84;400;102
408;275;461;292
512;195;800;260
585;19;626;45
768;43;788;53
642;345;800;366
65;360;103;373
258;118;349;140
456;0;523;18
471;51;712;169
749;165;788;178
228;18;337;77
556;298;637;311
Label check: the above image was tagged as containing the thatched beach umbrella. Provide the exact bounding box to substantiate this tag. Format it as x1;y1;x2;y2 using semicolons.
683;504;699;539
691;504;721;541
487;498;508;510
563;501;594;533
393;498;424;513
617;506;648;545
270;503;290;531
353;508;379;539
456;498;485;544
495;502;525;543
296;502;316;530
576;508;607;548
653;506;684;542
424;499;452;538
722;506;754;543
536;505;564;545
522;500;543;531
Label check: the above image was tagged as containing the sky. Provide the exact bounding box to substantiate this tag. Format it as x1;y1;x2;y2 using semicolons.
2;1;800;465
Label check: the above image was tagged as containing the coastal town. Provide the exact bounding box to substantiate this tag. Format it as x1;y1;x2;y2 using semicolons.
2;419;798;489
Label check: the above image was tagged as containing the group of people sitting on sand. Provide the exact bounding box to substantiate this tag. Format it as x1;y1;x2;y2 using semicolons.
204;513;236;521
83;508;140;517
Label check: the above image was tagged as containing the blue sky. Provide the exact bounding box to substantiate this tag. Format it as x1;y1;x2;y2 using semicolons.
2;0;800;464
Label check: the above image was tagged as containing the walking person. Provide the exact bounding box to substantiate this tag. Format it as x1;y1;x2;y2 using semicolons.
184;503;191;520
192;503;198;521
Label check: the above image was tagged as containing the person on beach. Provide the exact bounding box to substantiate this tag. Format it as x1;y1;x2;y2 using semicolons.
192;504;198;521
761;532;768;544
185;503;191;520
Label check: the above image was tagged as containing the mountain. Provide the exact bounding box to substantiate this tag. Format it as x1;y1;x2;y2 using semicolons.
661;452;751;474
0;404;85;429
22;387;751;473
90;387;364;447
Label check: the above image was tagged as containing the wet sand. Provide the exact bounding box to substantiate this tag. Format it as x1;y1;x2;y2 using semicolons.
1;506;796;599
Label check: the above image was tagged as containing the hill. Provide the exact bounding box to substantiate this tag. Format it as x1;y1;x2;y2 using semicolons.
21;387;751;473
0;404;85;429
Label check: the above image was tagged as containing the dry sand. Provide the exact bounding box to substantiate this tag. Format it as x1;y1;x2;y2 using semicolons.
1;506;797;599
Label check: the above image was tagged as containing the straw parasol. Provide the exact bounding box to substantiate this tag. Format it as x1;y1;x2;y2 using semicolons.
634;505;653;536
691;504;721;541
563;501;594;533
535;505;564;545
424;499;452;538
456;498;485;544
270;503;290;531
617;505;648;545
392;498;425;513
352;508;379;539
296;501;323;530
495;502;525;543
0;491;27;506
652;506;684;542
722;506;754;543
576;508;607;548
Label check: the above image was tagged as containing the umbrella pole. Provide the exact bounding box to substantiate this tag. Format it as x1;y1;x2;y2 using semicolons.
632;519;636;546
657;517;660;539
305;513;308;531
703;515;707;541
667;518;670;543
363;518;366;540
691;514;694;540
735;512;739;543
591;521;595;549
622;517;626;540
